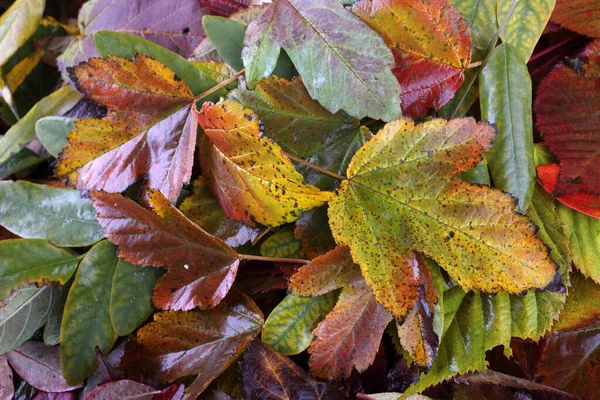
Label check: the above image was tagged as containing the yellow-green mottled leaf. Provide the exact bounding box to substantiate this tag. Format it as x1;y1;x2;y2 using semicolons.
260;228;304;259
328;118;559;320
60;240;118;385
262;292;338;356
0;0;45;68
497;0;556;61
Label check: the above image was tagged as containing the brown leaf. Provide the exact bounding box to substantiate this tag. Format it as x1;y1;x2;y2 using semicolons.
121;292;263;399
240;340;346;400
91;189;239;311
308;286;393;379
0;355;13;400
82;379;156;400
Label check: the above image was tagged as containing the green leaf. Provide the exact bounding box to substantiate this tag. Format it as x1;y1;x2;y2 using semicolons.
0;239;80;300
406;186;568;393
203;16;245;71
262;292;338;356
93;30;223;99
109;259;163;336
260;228;304;259
229;76;370;190
497;0;555;62
60;240;119;386
43;281;71;346
0;181;103;247
241;0;402;121
458;159;490;186
0;85;81;165
0;147;44;180
35;116;75;158
451;0;498;60
480;43;535;212
557;204;600;283
439;67;480;120
0;285;59;354
0;0;45;68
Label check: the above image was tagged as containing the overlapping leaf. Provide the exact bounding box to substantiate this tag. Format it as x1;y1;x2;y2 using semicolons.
56;54;198;203
121;292;263;399
535;40;600;198
353;0;472;119
240;340;346;400
229;76;370;190
198;99;332;227
241;0;402;121
58;0;209;78
551;0;600;38
91;188;239;311
0;0;45;68
328;118;559;322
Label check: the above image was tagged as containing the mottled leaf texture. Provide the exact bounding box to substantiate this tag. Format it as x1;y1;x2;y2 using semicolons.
241;0;402;121
309;286;392;379
0;0;45;68
179;177;261;247
538;164;600;219
60;241;119;386
536;275;600;400
535;40;600;197
553;273;600;332
405;186;569;394
58;0;209;77
451;0;497;60
497;0;556;62
7;342;80;393
91;189;239;311
56;54;197;203
328;118;558;321
262;292;337;356
0;239;80;300
551;0;600;37
353;0;472;119
229;76;369;190
121;293;263;399
198;99;332;227
0;181;103;247
480;43;535;211
241;340;346;400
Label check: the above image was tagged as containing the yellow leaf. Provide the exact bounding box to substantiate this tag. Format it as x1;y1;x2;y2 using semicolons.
5;48;45;92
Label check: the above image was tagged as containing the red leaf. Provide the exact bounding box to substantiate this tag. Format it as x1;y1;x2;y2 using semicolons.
7;342;82;393
121;293;263;399
91;189;239;311
199;0;250;17
535;40;600;196
551;0;600;38
240;340;346;400
537;164;600;219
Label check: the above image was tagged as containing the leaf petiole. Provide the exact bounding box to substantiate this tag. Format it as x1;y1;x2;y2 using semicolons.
239;254;309;264
283;151;347;181
193;68;246;102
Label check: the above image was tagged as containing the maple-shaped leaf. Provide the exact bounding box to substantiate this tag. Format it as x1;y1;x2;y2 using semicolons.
551;0;600;38
241;0;402;121
328;118;559;321
56;54;198;203
537;164;600;219
535;40;600;197
353;0;472;119
121;292;263;399
90;189;239;311
240;340;346;400
198;99;332;227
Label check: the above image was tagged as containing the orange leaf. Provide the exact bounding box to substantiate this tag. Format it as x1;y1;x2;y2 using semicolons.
90;189;239;311
353;0;471;119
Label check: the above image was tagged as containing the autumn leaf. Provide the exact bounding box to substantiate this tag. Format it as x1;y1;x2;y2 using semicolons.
58;0;210;79
56;54;198;203
551;0;600;38
121;292;263;399
328;118;559;321
241;0;402;121
240;340;346;400
91;189;240;311
535;40;600;197
229;76;370;190
198;99;332;227
353;0;472;119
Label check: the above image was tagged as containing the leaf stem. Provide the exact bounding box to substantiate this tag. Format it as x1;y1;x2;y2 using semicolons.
283;151;347;181
466;61;483;69
239;254;310;264
193;68;246;102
